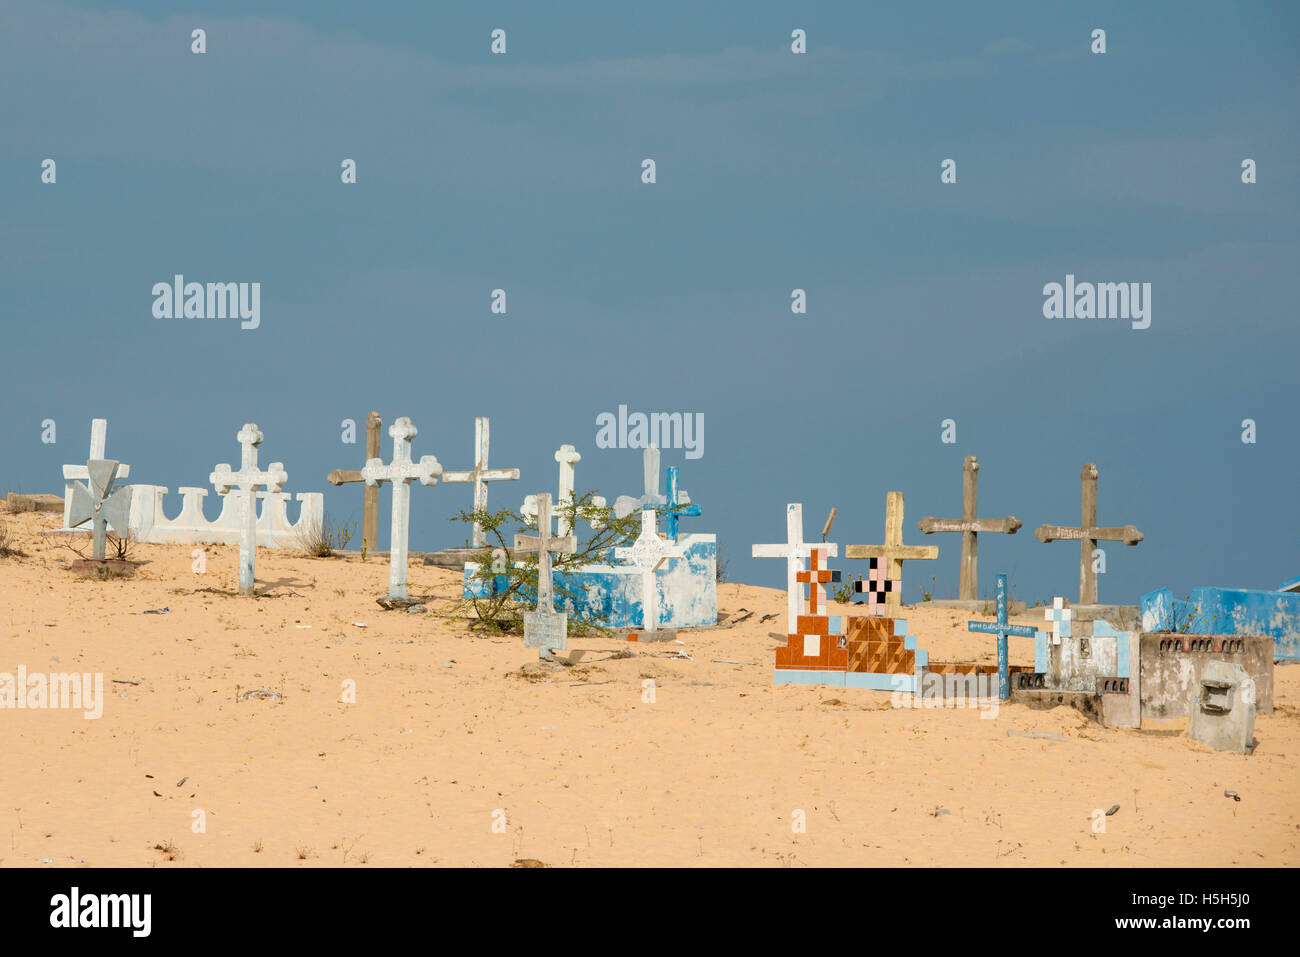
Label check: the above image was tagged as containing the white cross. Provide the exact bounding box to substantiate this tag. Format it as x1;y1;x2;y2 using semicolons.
441;417;520;547
613;446;667;518
522;444;607;537
210;424;287;594
514;492;577;657
62;418;130;531
614;508;686;631
361;416;442;599
752;503;839;634
1045;596;1073;646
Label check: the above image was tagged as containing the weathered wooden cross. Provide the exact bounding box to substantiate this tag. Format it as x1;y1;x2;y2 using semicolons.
326;411;383;554
210;424;288;594
514;492;577;658
845;491;938;616
361;416;442;599
522;444;606;537
615;508;686;632
68;459;133;561
613;446;666;518
442;417;520;547
967;573;1038;700
1034;462;1143;605
918;455;1022;601
62;418;130;533
752;503;839;634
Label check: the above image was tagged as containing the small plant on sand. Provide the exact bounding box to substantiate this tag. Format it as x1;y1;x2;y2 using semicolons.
0;522;24;558
455;491;644;635
296;513;354;558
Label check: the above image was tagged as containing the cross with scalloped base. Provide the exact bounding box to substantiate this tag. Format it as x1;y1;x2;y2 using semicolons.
362;416;442;599
211;423;288;594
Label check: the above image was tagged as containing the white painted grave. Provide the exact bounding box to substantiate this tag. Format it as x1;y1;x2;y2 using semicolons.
614;508;687;631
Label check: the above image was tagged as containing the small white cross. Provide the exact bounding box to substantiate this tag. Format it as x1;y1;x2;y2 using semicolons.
441;418;520;548
522;443;606;536
61;419;130;532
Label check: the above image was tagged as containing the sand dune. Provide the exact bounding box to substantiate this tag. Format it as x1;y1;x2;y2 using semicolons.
1;508;1295;867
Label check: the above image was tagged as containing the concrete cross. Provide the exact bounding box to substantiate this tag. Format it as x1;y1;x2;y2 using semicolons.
62;419;130;532
210;424;288;594
361;416;442;599
613;446;666;518
753;503;839;634
918;455;1022;601
513;492;577;658
442;417;520;548
68;459;133;561
1034;463;1143;605
660;466;700;543
522;444;605;538
845;491;938;616
326;411;383;554
967;573;1038;700
615;508;686;632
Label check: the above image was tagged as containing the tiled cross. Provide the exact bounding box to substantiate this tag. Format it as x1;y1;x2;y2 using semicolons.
845;492;938;616
442;417;520;548
62;419;130;532
514;492;577;658
795;546;841;660
613;446;666;518
522;444;606;538
752;503;839;634
851;557;897;616
967;573;1038;700
361;416;442;599
917;455;1022;601
210;424;288;594
615;508;686;632
1034;463;1143;605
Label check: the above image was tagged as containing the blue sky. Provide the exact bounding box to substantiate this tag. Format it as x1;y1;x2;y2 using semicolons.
1;0;1296;605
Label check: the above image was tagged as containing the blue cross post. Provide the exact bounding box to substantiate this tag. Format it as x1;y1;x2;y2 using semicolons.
661;466;701;543
967;573;1037;700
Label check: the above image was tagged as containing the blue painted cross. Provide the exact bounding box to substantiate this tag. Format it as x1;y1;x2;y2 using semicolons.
967;573;1037;700
660;466;701;542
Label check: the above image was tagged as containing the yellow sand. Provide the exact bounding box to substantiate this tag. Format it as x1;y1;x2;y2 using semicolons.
1;508;1295;867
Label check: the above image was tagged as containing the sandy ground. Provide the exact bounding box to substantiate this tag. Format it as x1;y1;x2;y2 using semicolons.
0;507;1296;868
